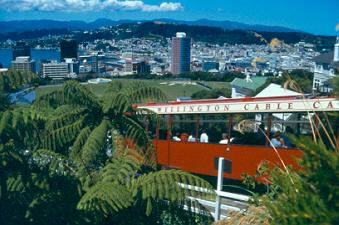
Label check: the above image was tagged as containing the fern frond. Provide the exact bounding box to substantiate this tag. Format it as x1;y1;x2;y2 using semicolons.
131;170;214;212
129;86;167;103
104;80;123;93
45;108;86;130
77;182;133;215
7;175;26;193
121;115;149;147
32;149;74;175
81;119;110;170
69;126;92;161
41;116;85;151
103;93;129;115
34;81;101;112
100;158;139;185
63;81;101;110
0;110;12;135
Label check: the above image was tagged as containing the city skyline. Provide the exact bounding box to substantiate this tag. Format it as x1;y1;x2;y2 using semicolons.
0;0;338;35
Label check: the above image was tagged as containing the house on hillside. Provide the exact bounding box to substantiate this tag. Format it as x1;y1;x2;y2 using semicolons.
231;75;267;98
312;37;339;93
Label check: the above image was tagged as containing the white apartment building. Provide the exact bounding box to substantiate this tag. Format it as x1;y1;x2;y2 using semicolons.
41;61;69;80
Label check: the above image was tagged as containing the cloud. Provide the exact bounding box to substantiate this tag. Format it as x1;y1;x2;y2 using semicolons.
0;0;183;12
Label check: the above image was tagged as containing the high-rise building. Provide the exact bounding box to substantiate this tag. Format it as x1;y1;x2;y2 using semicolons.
60;39;78;61
90;52;105;74
11;56;35;73
171;32;191;75
13;42;31;60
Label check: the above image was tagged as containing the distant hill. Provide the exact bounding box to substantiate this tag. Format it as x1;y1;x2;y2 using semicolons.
0;18;299;33
154;19;299;33
0;21;335;50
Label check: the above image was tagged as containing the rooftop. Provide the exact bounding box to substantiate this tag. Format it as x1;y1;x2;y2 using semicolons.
255;83;302;98
231;76;267;91
313;51;339;68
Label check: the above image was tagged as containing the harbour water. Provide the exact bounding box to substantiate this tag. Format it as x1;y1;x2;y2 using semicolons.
0;48;60;72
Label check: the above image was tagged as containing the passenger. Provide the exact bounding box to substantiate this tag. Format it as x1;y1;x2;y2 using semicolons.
200;130;209;143
270;131;286;148
219;133;229;144
180;132;189;142
188;134;196;142
173;132;181;141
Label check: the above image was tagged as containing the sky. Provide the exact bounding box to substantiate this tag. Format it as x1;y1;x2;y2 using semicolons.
0;0;338;35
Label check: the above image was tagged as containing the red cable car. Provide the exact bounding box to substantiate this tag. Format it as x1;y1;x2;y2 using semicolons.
136;96;339;180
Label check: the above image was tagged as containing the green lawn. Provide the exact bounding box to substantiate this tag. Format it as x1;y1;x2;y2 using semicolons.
35;79;230;101
204;81;231;90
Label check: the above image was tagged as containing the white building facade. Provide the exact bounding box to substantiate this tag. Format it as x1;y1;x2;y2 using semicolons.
312;37;339;93
41;61;70;80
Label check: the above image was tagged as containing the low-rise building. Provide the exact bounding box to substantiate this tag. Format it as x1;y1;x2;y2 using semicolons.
231;75;267;98
202;61;219;72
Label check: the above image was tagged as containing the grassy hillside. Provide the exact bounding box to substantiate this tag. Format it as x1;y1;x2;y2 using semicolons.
35;79;230;101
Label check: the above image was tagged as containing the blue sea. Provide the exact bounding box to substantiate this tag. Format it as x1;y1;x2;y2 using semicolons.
0;48;60;72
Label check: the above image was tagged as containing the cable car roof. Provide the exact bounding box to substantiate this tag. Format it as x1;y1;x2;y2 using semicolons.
135;95;339;115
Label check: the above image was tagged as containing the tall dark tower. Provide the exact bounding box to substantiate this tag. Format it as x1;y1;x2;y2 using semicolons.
13;42;31;60
60;39;78;61
171;32;191;75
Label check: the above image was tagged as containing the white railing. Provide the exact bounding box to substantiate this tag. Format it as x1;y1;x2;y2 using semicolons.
179;157;251;221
